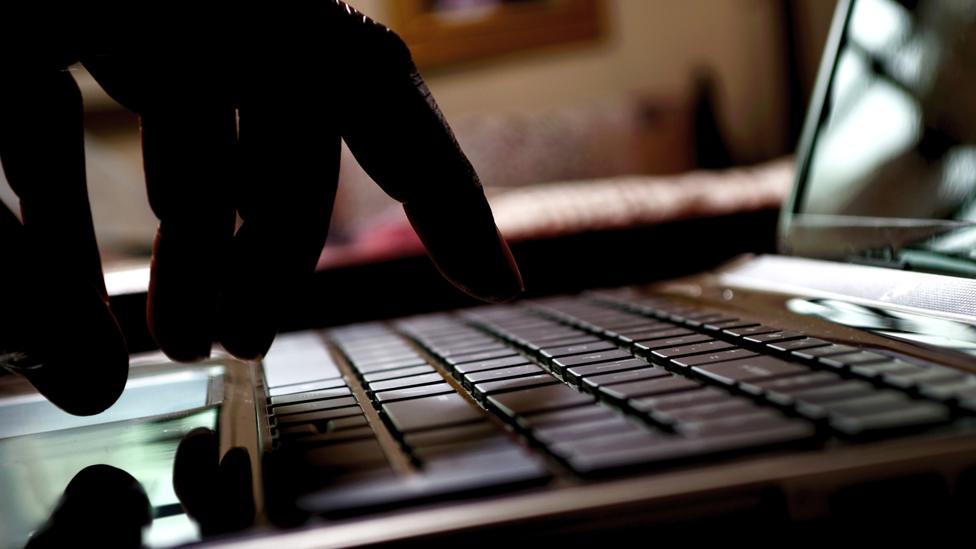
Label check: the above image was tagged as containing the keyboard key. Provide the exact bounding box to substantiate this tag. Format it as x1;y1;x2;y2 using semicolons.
374;383;454;403
634;334;712;353
539;341;617;360
686;314;738;327
268;378;347;397
348;347;417;364
275;406;363;426
474;374;560;397
671;348;759;368
743;331;804;344
849;361;925;380
435;341;506;357
301;439;389;471
564;358;650;383
420;332;490;345
677;410;802;437
814;391;911;417
297;449;549;516
412;436;517;461
883;367;967;390
382;393;485;433
581;367;670;392
682;310;727;322
792;344;859;360
532;417;643;446
270;387;353;407
607;322;674;335
404;422;499;449
287;425;377;447
551;350;634;372
612;327;682;344
358;357;429;374
339;337;408;350
739;371;843;404
517;405;619;430
767;338;832;352
417;446;549;485
791;382;878;418
919;377;976;401
347;344;416;359
274;396;360;417
692;356;810;386
723;325;779;337
653;398;761;425
340;336;410;349
549;430;665;459
263;333;344;388
593;319;654;331
630;387;732;414
277;414;368;438
600;376;701;403
790;380;876;404
463;364;545;387
625;327;695;343
521;335;599;352
830;403;951;438
362;365;437;383
505;328;581;343
327;415;371;431
564;423;814;475
819;351;891;369
367;373;446;393
489;384;595;418
453;355;530;375
445;348;519;365
650;340;736;359
702;319;756;331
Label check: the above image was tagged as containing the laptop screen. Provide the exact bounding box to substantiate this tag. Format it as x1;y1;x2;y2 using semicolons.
785;0;976;277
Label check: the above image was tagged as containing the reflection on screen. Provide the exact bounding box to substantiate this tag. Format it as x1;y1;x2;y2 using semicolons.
0;368;216;440
796;0;976;273
0;367;220;549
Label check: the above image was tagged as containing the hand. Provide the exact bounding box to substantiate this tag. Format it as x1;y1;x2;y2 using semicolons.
0;2;523;415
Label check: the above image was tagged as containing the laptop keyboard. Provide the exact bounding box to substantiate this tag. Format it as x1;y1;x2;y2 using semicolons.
265;291;976;514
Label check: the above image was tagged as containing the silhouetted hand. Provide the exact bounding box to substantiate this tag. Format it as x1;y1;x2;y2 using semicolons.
0;2;523;416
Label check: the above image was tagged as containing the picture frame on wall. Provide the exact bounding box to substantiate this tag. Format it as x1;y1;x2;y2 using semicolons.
389;0;603;68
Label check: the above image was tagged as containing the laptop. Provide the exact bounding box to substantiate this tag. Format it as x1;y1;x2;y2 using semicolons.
4;0;976;545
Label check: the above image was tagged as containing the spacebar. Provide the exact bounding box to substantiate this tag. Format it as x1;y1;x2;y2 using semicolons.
296;448;550;515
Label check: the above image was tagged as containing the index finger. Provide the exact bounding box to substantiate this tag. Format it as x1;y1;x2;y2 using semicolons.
0;60;128;416
327;2;523;302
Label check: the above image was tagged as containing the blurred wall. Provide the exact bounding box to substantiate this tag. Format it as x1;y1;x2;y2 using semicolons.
351;0;836;164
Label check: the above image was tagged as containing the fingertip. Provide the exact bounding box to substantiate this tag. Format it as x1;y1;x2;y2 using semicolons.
148;304;214;363
216;294;276;361
480;228;524;303
151;326;211;363
147;230;220;363
405;201;525;304
16;301;130;417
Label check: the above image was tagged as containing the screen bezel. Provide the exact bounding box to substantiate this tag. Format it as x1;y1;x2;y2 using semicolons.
777;0;856;255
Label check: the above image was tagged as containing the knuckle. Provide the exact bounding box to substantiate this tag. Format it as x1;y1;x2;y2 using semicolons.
329;0;415;70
